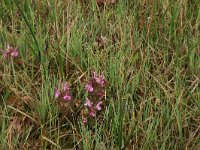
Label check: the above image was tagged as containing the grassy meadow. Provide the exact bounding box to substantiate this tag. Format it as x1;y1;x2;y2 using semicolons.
0;0;200;149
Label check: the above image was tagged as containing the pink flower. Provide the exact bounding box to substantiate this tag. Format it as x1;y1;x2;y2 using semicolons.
11;48;19;58
2;45;19;59
54;89;60;98
96;101;103;111
93;71;105;87
54;82;72;101
84;98;93;107
62;82;70;91
89;108;95;117
63;94;71;101
83;71;106;120
85;84;94;92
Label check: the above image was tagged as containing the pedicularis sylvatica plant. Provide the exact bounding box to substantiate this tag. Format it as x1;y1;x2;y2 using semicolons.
83;71;105;124
54;82;72;101
2;45;19;59
1;44;23;66
54;71;106;124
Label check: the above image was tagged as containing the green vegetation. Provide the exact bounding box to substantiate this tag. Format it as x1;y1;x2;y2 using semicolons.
0;0;199;149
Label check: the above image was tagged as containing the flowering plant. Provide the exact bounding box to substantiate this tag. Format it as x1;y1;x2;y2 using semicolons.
2;45;19;59
54;82;72;101
83;71;106;124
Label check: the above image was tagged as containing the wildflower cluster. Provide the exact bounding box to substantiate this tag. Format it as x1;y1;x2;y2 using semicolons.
83;71;106;124
54;72;106;124
2;45;19;59
54;82;72;101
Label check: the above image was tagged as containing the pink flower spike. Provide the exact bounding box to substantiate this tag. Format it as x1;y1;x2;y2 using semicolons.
54;89;60;98
84;98;93;107
85;84;94;92
63;94;71;101
96;101;103;111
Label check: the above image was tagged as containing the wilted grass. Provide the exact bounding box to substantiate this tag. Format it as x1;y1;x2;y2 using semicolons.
0;0;200;149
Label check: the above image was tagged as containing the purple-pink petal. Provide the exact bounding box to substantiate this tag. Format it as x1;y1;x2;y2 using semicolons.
11;49;19;58
92;71;105;87
2;45;19;59
84;98;93;107
89;109;95;117
85;84;94;92
63;94;71;101
96;101;103;111
62;82;69;91
93;71;98;78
